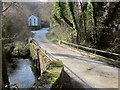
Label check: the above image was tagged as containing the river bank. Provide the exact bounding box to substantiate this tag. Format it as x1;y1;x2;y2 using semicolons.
7;58;36;88
4;41;30;60
4;41;37;89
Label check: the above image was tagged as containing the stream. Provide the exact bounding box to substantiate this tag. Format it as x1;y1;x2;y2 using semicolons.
7;58;36;88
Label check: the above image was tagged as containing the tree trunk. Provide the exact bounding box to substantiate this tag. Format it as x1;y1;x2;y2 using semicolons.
1;2;10;89
2;51;10;89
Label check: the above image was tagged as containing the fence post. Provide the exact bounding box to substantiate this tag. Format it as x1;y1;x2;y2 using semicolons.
58;40;61;45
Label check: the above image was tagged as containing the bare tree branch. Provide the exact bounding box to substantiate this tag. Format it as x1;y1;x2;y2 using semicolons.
2;2;16;13
0;34;17;41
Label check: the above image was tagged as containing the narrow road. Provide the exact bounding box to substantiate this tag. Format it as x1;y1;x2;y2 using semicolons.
32;28;119;89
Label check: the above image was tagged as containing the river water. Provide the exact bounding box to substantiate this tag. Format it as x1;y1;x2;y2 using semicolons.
7;58;36;88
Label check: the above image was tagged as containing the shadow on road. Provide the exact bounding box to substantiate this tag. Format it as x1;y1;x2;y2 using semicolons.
51;53;107;66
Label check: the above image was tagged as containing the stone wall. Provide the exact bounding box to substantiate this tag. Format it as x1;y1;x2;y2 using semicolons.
29;41;52;76
29;41;64;88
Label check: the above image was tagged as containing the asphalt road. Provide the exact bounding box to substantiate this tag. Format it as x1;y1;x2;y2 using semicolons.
32;28;119;89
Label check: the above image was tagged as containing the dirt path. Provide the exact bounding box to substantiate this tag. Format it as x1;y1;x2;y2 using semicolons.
32;28;119;89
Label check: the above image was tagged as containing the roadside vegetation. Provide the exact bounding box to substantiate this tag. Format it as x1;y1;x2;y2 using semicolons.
48;2;120;54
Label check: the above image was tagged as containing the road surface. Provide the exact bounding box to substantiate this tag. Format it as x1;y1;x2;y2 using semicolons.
32;28;119;89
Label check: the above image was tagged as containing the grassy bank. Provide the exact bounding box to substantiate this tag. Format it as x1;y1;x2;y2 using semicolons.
46;26;72;42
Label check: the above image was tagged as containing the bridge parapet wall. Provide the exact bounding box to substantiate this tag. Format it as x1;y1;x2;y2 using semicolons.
29;39;64;88
59;40;120;67
29;40;52;76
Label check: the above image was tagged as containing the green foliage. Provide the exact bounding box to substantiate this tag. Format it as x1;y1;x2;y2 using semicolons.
46;31;58;41
86;3;94;29
51;2;120;53
47;25;72;42
87;2;93;13
39;51;45;57
85;3;96;44
53;2;62;19
53;2;75;28
49;60;63;67
66;3;74;25
34;60;63;88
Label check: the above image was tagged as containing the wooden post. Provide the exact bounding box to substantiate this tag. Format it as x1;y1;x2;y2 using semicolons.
58;40;61;45
37;48;41;76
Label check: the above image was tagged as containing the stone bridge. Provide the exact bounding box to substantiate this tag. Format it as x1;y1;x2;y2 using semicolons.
30;28;119;89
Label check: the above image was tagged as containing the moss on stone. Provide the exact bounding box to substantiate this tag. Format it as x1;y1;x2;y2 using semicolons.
39;51;45;57
48;73;60;83
49;60;64;67
34;60;63;88
29;42;38;60
49;67;58;74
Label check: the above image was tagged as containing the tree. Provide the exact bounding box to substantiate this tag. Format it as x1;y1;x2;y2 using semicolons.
1;2;10;90
50;1;120;53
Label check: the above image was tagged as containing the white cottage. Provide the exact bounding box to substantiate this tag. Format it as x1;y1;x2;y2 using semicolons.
28;15;39;26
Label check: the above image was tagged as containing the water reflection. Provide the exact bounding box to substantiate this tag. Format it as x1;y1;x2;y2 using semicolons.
8;58;36;88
